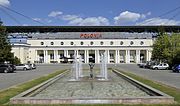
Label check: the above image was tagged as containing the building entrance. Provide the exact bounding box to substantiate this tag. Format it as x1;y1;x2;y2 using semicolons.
89;50;95;63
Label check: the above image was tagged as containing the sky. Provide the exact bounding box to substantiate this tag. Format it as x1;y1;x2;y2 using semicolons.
0;0;180;26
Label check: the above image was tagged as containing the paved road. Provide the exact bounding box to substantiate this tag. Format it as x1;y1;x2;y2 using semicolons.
0;64;71;91
113;64;180;89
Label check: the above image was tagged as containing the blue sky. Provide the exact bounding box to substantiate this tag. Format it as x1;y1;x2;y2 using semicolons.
0;0;180;26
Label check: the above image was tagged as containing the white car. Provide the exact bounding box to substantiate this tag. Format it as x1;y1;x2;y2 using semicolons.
30;64;36;69
16;64;31;71
152;63;169;70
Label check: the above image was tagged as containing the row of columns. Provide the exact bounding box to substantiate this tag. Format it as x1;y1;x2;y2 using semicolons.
35;50;151;64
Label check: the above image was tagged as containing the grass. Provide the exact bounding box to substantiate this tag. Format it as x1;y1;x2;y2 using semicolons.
0;70;66;105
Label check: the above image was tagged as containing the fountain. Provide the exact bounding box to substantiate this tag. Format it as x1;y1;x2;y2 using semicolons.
71;52;83;80
99;52;108;80
72;51;108;80
10;51;174;104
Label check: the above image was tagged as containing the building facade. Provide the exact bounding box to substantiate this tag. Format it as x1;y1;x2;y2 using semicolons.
7;26;180;64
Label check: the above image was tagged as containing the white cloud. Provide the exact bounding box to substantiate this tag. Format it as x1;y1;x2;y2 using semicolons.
0;0;10;6
68;16;110;26
48;10;110;26
136;17;180;25
22;24;28;26
48;11;63;17
114;11;150;25
147;12;151;16
62;15;79;21
33;18;41;21
33;18;52;24
46;19;52;23
68;18;83;25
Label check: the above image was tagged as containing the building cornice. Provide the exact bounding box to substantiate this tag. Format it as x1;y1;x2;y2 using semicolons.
5;26;180;33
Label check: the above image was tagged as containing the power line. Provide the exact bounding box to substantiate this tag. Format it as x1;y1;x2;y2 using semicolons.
0;4;46;25
169;10;180;20
138;5;180;25
159;6;180;17
0;8;22;25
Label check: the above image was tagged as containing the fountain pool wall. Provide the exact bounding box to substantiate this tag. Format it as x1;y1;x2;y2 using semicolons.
10;69;174;104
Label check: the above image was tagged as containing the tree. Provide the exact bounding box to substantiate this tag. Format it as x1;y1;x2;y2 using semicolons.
0;20;21;64
12;56;21;65
152;33;180;66
152;34;170;61
170;34;180;65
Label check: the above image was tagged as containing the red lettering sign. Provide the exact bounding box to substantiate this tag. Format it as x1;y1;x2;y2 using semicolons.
80;33;102;39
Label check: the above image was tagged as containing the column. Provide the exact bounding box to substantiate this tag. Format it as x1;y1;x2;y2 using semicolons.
106;50;110;63
149;50;152;61
43;50;46;63
35;50;37;62
57;50;59;63
45;50;48;63
146;50;150;61
54;50;58;62
84;50;87;63
95;50;99;63
75;50;78;57
126;50;130;63
136;50;140;63
115;50;119;63
86;50;89;63
64;50;68;57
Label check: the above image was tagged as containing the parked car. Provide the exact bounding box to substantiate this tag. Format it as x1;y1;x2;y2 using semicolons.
144;61;158;69
151;63;169;70
138;63;146;68
16;64;31;71
0;64;15;73
172;64;180;73
29;64;36;69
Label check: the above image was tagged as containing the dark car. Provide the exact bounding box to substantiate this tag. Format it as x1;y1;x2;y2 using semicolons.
172;64;180;73
0;64;15;73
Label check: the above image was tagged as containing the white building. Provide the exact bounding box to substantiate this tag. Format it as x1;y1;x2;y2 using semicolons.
7;26;167;64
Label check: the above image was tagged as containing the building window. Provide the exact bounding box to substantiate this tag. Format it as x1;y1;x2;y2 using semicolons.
100;41;104;45
120;41;123;45
41;42;44;45
70;42;74;45
80;41;84;45
130;41;134;45
60;42;64;45
140;41;144;45
51;42;54;45
110;41;114;45
90;41;94;45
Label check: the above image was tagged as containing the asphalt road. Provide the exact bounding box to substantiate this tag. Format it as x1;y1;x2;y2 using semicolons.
0;64;70;91
0;64;180;91
113;64;180;89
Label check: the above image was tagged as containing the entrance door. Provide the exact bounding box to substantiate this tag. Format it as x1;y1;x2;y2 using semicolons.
89;50;95;63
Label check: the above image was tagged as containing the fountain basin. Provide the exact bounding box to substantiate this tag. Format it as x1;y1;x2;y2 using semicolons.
10;69;174;104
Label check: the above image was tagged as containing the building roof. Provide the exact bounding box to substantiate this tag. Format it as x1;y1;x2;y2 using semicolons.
5;26;180;33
